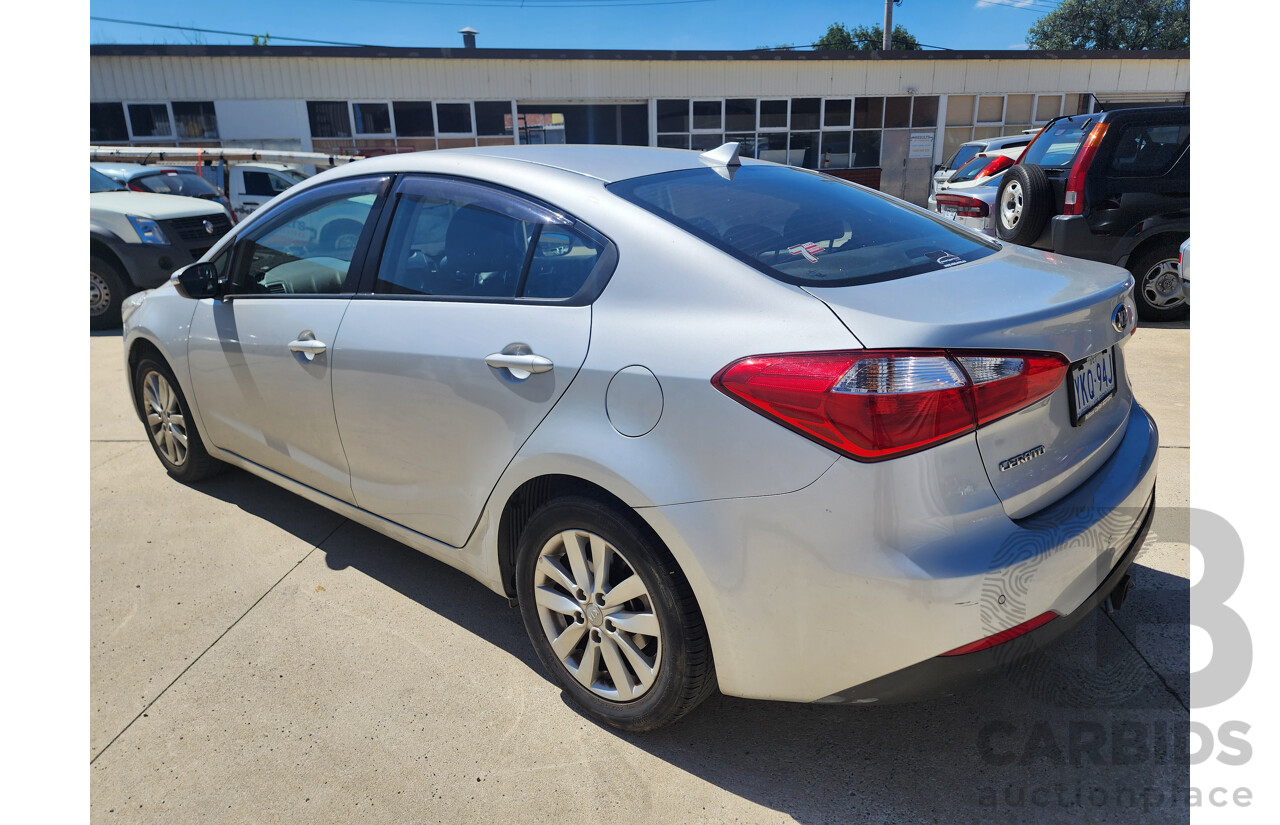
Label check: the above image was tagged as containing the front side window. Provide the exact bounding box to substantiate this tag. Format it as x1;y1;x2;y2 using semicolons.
374;178;603;302
243;171;296;197
608;165;998;288
230;177;388;295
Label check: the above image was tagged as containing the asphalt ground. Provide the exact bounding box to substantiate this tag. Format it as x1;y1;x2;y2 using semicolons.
90;320;1190;824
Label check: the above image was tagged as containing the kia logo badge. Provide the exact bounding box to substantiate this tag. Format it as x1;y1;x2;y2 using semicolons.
1112;303;1130;333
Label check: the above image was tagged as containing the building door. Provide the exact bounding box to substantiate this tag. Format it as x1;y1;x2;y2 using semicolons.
879;129;937;207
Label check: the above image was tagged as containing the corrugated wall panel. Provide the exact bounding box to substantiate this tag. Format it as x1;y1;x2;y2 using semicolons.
994;60;1032;94
962;60;999;93
1056;60;1092;93
1117;59;1151;91
1086;59;1122;92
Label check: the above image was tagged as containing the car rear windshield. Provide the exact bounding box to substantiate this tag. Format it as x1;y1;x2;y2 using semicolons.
947;144;983;171
608;165;998;288
948;155;998;184
135;171;222;199
1021;116;1093;168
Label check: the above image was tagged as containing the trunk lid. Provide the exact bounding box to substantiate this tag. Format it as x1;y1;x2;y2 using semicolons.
807;244;1137;519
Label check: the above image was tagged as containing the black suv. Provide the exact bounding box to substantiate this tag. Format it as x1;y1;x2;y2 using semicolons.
993;106;1189;321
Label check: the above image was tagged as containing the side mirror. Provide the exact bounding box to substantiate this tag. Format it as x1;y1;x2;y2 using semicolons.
172;262;223;299
537;230;574;258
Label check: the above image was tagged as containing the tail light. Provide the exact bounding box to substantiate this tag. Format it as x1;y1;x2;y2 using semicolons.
935;194;989;219
940;611;1058;656
1063;122;1109;216
713;349;1069;462
127;181;147;192
977;155;1014;178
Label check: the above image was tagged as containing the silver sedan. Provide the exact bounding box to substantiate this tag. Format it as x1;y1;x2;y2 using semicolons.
122;144;1157;730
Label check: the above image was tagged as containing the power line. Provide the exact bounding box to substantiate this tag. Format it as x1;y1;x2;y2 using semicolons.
979;0;1062;13
352;0;719;7
89;16;377;47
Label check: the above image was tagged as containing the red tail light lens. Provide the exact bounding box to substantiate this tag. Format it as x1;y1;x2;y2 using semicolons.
713;349;1069;462
940;611;1058;656
935;194;990;218
978;155;1014;178
1063;122;1109;216
127;181;147;192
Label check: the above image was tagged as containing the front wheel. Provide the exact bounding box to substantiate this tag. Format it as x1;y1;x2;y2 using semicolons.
133;357;226;482
91;255;128;330
1129;242;1189;322
515;496;716;731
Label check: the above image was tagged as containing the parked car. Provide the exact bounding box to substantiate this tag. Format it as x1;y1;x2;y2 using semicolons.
992;106;1189;321
90;167;233;329
92;162;234;215
932;133;1037;197
934;174;1004;237
123;145;1156;730
927;148;1020;212
224;162;310;220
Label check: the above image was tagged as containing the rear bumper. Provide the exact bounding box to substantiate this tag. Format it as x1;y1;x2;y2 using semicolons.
816;488;1154;704
642;404;1159;703
1049;214;1124;265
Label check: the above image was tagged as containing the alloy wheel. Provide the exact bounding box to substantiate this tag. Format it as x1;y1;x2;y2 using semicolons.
143;370;189;467
1141;258;1186;309
533;529;662;702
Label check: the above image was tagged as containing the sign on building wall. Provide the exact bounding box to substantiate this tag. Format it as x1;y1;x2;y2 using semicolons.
908;133;935;159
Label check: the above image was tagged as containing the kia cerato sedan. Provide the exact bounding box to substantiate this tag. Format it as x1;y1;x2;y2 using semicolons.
122;144;1157;731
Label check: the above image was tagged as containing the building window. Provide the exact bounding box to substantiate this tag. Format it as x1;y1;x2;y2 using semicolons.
911;96;939;128
791;98;820;131
725;99;756;132
1034;94;1064;122
352;102;393;136
475;101;514;137
691;100;723;131
977;96;1005;124
823;99;852;128
759;99;788;130
127;103;173;139
172;102;219;139
90;102;129;142
436;103;474;135
393;102;435;137
854;97;884;129
307;101;352;138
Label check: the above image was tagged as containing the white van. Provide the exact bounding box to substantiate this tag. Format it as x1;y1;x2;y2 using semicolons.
225;163;311;220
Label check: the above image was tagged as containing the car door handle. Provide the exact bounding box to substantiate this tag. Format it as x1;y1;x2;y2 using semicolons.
289;332;328;361
485;352;554;378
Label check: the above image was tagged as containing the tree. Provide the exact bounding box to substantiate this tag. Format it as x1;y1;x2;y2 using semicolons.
813;21;921;51
1026;0;1189;50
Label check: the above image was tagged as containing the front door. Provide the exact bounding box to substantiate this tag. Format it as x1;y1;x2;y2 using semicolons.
332;175;603;546
188;175;390;502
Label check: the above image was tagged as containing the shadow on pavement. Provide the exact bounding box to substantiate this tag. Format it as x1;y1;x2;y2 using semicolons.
187;468;1190;824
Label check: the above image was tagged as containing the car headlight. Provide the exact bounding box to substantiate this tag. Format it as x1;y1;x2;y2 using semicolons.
120;289;154;325
126;216;170;246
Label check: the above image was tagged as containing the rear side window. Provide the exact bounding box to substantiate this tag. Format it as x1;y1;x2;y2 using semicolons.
374;177;605;301
1106;123;1189;176
949;155;996;184
948;144;982;171
608;165;998;288
1021;117;1091;168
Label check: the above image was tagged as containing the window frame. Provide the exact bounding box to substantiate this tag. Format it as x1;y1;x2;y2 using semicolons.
354;174;618;307
433;101;477;137
1033;93;1065;124
349;100;396;138
222;175;393;300
123;101;176;141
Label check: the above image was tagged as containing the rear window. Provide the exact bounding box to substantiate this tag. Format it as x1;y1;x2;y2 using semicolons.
1021;117;1092;168
1107;123;1189;176
607;165;998;288
949;155;997;184
948;144;982;171
134;171;221;199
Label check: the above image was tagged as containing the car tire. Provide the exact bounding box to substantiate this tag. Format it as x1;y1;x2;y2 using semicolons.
515;496;716;731
1129;241;1189;322
133;356;226;483
91;255;129;330
995;164;1053;245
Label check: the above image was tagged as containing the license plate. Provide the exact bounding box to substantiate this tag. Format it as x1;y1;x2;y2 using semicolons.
1068;347;1116;425
940;207;958;221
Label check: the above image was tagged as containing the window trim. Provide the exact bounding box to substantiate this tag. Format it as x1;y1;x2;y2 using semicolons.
354;173;618;307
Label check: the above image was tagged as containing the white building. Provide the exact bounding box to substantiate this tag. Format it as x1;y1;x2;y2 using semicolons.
89;44;1189;204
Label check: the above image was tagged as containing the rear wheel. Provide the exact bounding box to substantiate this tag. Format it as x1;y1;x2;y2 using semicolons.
90;255;128;330
133;357;226;482
1129;242;1188;322
995;164;1052;245
515;496;716;731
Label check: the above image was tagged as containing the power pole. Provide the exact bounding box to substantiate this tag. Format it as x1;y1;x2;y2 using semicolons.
883;0;894;50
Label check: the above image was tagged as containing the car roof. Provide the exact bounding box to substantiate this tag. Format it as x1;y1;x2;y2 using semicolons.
329;144;762;185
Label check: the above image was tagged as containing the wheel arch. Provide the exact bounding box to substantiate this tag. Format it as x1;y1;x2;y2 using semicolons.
126;336;170;422
1119;230;1187;271
90;237;135;290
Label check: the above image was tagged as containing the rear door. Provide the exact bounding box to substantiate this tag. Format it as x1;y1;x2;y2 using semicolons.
331;176;609;546
187;175;390;502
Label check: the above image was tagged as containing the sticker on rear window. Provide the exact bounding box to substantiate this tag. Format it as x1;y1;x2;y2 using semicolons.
787;241;824;263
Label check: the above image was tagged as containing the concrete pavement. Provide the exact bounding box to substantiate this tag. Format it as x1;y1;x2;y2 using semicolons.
91;322;1190;824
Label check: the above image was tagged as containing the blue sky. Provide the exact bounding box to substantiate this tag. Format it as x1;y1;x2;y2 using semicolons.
89;0;1064;52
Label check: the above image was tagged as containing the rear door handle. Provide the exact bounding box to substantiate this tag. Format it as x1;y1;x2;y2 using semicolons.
289;331;327;361
485;352;554;379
